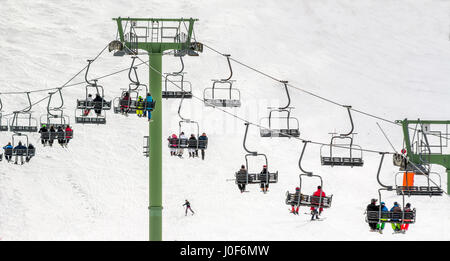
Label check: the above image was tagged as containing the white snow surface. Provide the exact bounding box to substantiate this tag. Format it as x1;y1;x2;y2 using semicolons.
0;0;449;240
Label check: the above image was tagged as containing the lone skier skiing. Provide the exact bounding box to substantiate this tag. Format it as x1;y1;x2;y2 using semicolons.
183;200;195;216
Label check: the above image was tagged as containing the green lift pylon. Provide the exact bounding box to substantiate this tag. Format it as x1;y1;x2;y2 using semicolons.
397;119;450;194
111;17;202;241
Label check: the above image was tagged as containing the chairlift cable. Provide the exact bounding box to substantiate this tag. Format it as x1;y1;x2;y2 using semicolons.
2;46;149;117
202;43;450;142
128;46;395;156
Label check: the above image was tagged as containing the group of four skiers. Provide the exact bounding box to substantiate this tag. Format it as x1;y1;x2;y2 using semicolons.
38;124;73;147
168;132;208;160
366;198;413;233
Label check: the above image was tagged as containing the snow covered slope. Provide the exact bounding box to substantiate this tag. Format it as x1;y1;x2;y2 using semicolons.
0;0;449;240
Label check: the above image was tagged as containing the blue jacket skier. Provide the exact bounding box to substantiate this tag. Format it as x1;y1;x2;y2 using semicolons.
2;142;13;162
376;202;389;233
145;93;153;121
13;142;27;165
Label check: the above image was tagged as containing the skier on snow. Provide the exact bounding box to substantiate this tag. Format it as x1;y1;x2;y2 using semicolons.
183;200;195;216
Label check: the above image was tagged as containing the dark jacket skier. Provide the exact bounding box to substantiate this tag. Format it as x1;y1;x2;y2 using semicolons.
188;134;197;158
366;199;379;231
57;126;65;145
39;125;49;145
198;133;208;160
260;165;269;193
93;94;105;115
183;200;194;216
48;126;56;146
237;165;247;193
13;141;27;165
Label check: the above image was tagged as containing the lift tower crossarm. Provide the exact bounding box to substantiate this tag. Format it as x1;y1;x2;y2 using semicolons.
113;17;198;53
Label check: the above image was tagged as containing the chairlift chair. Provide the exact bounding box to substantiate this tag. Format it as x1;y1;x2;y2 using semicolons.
286;141;333;208
8;93;38;132
41;89;71;129
75;60;110;125
75;61;112;111
5;133;36;162
260;81;300;138
113;57;154;115
9;111;38;133
167;93;207;150
235;123;278;189
203;54;241;108
395;171;443;196
260;108;300;138
320;106;364;167
365;188;416;227
162;56;193;99
369;153;416;228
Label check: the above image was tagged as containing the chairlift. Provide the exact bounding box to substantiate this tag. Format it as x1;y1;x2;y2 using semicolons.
162;56;193;99
377;152;442;197
320;106;363;167
167;93;207;150
369;154;416;230
365;188;416;230
3;133;36;163
235;123;278;192
9;93;38;132
40;89;73;142
75;60;110;125
40;89;70;129
113;57;154;115
203;54;241;107
286;141;333;209
395;171;443;196
260;81;300;138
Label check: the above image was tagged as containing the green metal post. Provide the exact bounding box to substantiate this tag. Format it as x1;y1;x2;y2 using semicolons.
447;169;450;195
112;17;201;241
149;53;163;241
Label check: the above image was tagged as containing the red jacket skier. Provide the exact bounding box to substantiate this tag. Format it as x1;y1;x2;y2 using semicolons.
310;186;326;220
